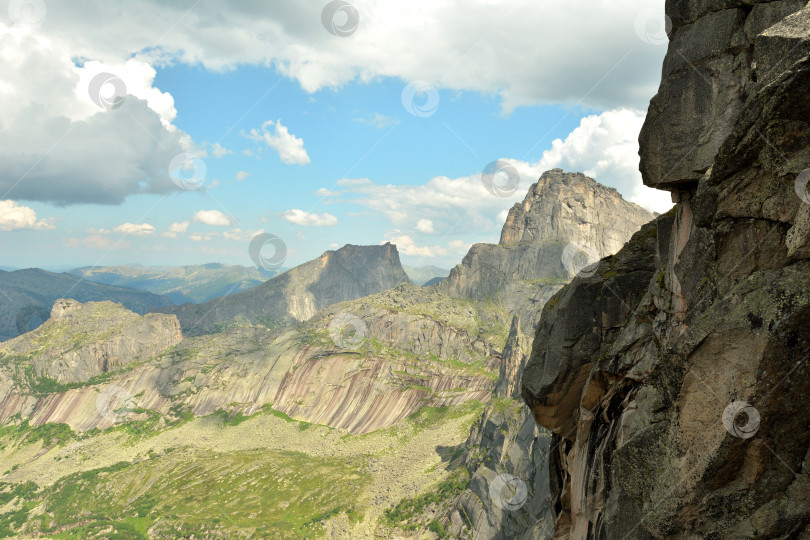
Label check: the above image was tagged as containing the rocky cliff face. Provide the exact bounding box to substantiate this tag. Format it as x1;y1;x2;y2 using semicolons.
449;399;554;540
158;243;410;336
522;2;810;538
0;285;502;435
441;170;654;330
493;316;531;400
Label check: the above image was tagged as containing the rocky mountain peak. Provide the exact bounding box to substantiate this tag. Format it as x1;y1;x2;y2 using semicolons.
499;168;653;254
160;242;410;336
441;170;654;330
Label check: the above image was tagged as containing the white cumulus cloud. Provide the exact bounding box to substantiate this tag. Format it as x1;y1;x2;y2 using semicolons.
282;209;338;227
35;1;666;112
245;119;310;165
193;210;235;227
0;200;55;231
209;143;231;158
162;221;189;238
0;29;191;205
113;222;156;236
416;219;435;234
387;235;447;258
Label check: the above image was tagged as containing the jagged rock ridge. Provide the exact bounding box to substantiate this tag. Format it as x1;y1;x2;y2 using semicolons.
522;2;810;538
0;286;500;435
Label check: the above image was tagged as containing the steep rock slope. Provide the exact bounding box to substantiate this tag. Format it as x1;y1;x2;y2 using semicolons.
446;319;554;540
440;169;654;329
0;268;172;341
157;243;410;336
522;2;810;538
70;263;279;304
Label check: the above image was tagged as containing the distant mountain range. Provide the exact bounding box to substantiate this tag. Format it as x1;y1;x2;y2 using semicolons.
0;268;172;341
69;263;280;304
402;264;450;285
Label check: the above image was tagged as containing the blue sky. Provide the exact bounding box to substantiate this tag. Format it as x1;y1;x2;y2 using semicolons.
0;0;670;270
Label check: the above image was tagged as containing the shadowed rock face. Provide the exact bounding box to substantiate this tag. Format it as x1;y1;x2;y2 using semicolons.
639;0;807;190
523;2;810;538
157;243;410;336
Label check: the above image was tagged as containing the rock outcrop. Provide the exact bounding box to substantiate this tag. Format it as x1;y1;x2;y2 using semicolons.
440;170;655;329
158;243;410;336
0;299;182;385
449;399;554;540
522;2;810;538
493;316;530;399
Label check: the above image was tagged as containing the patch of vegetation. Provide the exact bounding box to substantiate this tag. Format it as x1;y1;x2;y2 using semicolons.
212;409;254;427
110;409;165;442
0;481;38;506
211;403;316;431
407;400;485;433
429;519;449;538
255;314;292;330
2;450;369;539
22;364;119;396
403;384;434;395
382;468;469;532
0;420;74;448
294;325;333;348
490;396;524;415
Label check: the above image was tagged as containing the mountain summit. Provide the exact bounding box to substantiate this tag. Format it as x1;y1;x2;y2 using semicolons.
441;169;655;328
158;243;410;336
